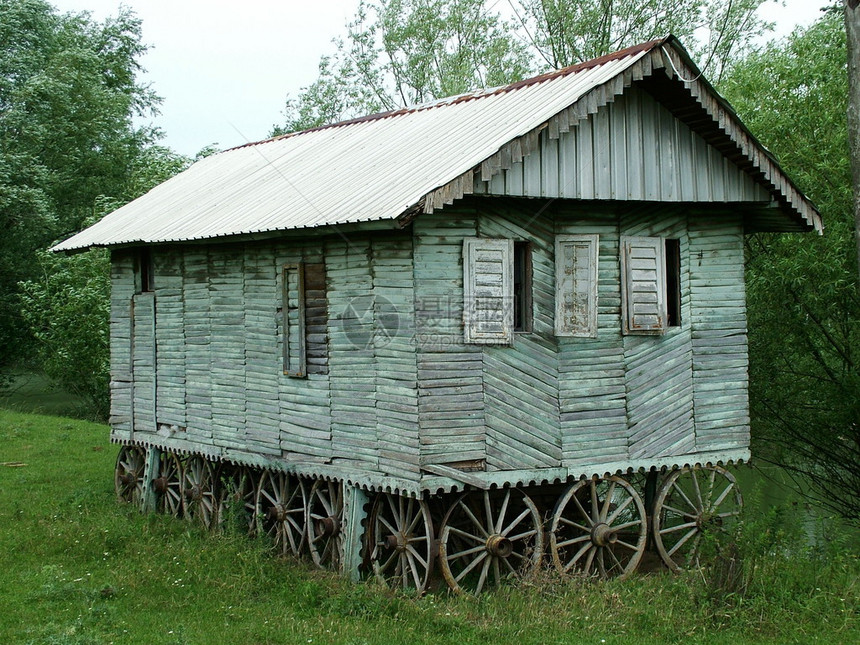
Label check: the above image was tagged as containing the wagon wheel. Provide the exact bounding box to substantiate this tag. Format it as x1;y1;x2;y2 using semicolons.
114;445;146;506
653;465;743;572
218;465;259;535
181;456;218;529
255;471;308;557
549;476;647;579
152;452;183;517
439;488;543;595
367;493;434;593
307;480;344;570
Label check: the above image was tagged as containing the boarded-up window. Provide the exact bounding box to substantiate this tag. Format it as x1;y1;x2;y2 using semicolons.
620;236;666;334
283;263;306;377
303;263;328;375
463;238;513;344
555;235;598;337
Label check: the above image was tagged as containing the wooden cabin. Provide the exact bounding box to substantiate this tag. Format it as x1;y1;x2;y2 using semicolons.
55;36;820;591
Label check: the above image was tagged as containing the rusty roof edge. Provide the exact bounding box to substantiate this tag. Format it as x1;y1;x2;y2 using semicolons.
223;37;673;155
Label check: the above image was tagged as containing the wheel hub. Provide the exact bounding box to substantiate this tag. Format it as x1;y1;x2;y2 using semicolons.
267;503;287;522
316;516;340;537
485;534;513;558
384;533;407;552
590;523;617;547
152;476;169;494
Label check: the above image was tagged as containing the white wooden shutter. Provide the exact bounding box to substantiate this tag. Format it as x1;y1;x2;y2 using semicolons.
463;237;514;344
620;236;666;334
555;235;599;337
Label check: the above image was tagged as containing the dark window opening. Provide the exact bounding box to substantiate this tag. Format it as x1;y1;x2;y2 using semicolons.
665;238;681;327
513;241;533;332
136;248;154;293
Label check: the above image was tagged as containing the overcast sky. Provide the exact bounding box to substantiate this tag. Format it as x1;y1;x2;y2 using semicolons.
49;0;830;157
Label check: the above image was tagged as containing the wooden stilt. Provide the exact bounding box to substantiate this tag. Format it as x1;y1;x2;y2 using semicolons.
342;484;369;582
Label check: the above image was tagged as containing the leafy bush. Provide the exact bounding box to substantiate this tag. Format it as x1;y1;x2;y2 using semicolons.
17;248;110;420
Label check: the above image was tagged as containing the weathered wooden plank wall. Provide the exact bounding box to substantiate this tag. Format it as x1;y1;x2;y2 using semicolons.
621;206;695;460
109;251;134;439
373;235;420;479
555;206;627;472
688;213;750;451
475;85;771;205
477;202;561;471
109;201;751;482
276;241;331;463
183;249;213;445
154;250;185;430
413;210;486;468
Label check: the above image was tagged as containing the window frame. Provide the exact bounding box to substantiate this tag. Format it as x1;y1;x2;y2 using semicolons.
282;262;307;378
554;234;599;338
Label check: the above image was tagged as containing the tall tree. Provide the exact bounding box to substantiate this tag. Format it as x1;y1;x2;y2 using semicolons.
0;0;160;368
846;0;860;279
514;0;770;83
277;0;772;134
275;0;533;133
721;12;860;520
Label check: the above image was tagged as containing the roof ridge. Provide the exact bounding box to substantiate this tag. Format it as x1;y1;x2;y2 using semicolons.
226;37;669;153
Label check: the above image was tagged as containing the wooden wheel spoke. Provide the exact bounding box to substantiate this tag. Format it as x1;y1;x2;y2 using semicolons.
600;481;616;522
500;508;531;536
506;528;537;543
557;534;592;549
378;515;398;538
482;492;494;530
405;550;422;589
570;491;595;527
405;505;424;535
405;544;428;570
605;494;634;524
659;520;698;535
459;500;490;538
667;527;699;557
454;550;488;582
474;557;491;595
611;519;643;531
671;479;700;514
661;503;697;520
615;539;640;552
558;516;591;533
711;482;735;510
590;481;600;523
583;546;597;574
447;525;485;544
564;542;593;572
495;489;511;533
447;543;486;561
690;469;703;510
607;547;624;573
492;557;502;586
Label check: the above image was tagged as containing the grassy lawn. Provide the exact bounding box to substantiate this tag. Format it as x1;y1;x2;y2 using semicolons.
0;408;857;645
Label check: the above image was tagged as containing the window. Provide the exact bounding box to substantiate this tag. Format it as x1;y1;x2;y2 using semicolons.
283;262;328;377
513;241;533;333
134;248;154;294
620;236;681;335
664;238;681;328
555;235;599;337
463;238;514;344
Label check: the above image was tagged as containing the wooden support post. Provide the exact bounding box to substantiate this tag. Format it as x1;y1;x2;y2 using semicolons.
342;484;369;582
141;446;161;514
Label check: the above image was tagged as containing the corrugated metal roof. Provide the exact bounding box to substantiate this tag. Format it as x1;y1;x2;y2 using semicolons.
52;37;820;252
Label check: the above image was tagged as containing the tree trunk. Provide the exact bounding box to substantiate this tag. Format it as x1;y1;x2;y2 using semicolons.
846;0;860;280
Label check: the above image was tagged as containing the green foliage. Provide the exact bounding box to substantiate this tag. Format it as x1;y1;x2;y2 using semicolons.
0;409;858;644
274;0;533;133
0;0;161;367
17;248;110;420
720;13;860;521
277;0;772;134
516;0;770;81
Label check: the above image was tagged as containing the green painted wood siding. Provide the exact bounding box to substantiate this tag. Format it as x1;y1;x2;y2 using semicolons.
107;198;751;486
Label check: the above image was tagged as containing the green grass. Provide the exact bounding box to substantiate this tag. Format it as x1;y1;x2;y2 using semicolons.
0;408;857;645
